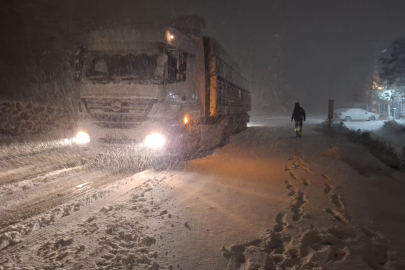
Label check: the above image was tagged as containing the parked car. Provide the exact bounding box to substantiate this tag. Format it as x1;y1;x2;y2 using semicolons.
334;108;379;122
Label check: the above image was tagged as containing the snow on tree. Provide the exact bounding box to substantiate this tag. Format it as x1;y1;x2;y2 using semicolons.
380;36;405;99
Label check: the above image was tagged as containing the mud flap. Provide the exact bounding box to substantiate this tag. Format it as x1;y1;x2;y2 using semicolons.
198;124;223;149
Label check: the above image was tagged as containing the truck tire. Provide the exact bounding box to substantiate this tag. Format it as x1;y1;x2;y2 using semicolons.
182;131;199;156
152;157;167;171
152;156;179;171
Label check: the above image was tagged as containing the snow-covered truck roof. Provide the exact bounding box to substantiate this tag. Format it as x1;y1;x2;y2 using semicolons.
87;25;196;55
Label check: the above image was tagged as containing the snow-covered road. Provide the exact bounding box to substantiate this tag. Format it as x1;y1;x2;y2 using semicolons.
1;116;404;270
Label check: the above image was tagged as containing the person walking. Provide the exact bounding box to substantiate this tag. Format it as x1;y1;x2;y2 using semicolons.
291;102;306;137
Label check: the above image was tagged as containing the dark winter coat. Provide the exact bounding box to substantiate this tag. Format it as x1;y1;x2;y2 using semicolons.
291;107;306;121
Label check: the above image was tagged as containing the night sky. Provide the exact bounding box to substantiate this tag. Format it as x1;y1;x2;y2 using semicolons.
2;0;405;113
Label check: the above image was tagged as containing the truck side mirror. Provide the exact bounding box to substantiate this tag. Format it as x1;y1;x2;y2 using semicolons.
74;46;87;81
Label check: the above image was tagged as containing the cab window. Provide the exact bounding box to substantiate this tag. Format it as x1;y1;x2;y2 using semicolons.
166;49;187;83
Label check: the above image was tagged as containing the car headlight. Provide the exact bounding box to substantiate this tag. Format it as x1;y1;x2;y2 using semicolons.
75;131;90;144
144;133;165;148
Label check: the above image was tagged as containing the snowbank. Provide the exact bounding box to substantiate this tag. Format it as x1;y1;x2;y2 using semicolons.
0;101;75;140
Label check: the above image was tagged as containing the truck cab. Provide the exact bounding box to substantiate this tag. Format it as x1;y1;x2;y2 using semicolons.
74;17;250;156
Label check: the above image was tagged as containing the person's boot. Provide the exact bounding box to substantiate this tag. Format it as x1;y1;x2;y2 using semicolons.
296;130;299;137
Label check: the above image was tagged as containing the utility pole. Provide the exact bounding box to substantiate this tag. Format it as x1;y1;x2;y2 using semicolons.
328;100;334;127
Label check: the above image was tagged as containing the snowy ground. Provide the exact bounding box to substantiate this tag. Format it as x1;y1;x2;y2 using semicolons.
342;118;405;132
332;118;405;148
1;116;405;270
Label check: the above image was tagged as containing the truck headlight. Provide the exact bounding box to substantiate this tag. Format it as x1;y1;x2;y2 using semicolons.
76;131;90;144
144;133;165;148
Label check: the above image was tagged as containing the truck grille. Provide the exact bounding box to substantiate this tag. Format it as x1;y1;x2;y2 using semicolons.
83;98;157;128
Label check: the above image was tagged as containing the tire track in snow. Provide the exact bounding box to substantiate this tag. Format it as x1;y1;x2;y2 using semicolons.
0;169;133;229
0;148;87;186
0;170;161;258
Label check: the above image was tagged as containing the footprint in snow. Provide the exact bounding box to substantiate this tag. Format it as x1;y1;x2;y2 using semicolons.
325;208;347;224
324;184;333;194
331;194;344;209
302;178;310;186
289;171;298;180
273;212;287;233
302;166;312;174
285;180;293;189
321;174;331;180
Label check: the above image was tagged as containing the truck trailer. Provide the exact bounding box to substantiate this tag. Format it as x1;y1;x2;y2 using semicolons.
74;17;251;156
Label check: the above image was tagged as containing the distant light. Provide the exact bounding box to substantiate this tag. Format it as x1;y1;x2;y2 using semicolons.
144;133;165;148
166;31;175;42
184;116;188;125
76;131;90;144
377;86;384;90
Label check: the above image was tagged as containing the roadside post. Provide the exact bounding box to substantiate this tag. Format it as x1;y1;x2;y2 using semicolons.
328;100;334;127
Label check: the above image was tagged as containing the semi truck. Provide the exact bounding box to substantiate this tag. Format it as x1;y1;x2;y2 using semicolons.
73;17;251;156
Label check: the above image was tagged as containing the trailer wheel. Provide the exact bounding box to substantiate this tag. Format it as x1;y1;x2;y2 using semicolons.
220;125;231;146
240;117;248;131
234;114;248;133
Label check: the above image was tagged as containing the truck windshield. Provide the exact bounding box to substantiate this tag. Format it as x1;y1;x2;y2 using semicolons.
84;53;166;84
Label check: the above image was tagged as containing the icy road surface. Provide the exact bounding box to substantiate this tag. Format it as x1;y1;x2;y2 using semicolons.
1;116;404;270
